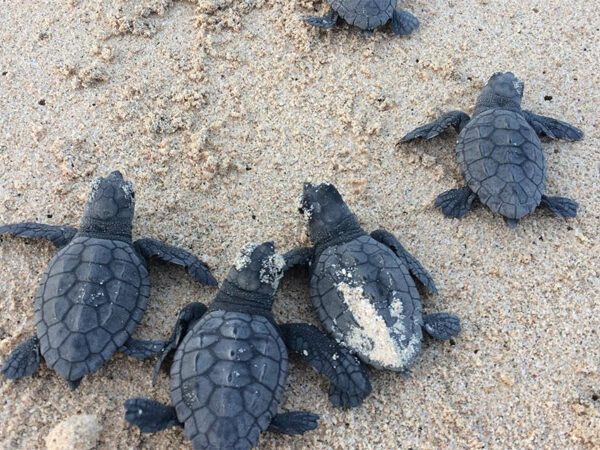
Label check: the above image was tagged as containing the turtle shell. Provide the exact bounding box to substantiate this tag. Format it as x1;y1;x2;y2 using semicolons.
33;236;149;381
329;0;395;30
170;310;288;450
456;109;546;219
309;234;423;371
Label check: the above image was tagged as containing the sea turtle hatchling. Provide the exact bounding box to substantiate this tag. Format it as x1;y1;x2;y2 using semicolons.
0;171;217;389
284;183;460;375
304;0;419;35
401;72;584;228
125;242;371;449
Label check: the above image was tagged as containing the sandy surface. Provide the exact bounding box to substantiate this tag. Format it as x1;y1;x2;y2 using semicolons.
0;0;598;448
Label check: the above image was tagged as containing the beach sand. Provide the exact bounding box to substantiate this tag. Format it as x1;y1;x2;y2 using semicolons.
0;0;598;448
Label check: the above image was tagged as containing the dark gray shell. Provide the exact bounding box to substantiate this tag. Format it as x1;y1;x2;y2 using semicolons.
309;234;423;371
33;236;149;381
329;0;395;30
170;310;288;450
457;109;546;219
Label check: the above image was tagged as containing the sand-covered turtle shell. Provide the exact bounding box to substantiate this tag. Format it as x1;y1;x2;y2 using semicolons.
309;234;423;371
34;236;149;381
456;109;546;219
170;310;288;449
329;0;396;30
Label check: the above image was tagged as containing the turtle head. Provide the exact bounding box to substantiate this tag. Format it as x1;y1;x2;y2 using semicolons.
81;171;135;236
475;72;524;113
226;241;285;296
300;182;360;244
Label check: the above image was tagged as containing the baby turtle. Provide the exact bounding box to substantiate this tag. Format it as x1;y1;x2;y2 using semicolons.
284;183;460;374
0;171;217;389
304;0;419;35
402;72;583;228
125;242;371;449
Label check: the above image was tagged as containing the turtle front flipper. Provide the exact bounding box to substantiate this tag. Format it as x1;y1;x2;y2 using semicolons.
303;10;339;29
423;313;461;340
152;302;207;385
120;338;166;360
540;195;578;218
1;335;40;379
0;223;77;249
522;111;584;141
134;238;217;286
282;247;313;271
124;398;181;433
434;186;477;219
391;9;419;35
279;323;372;408
268;412;319;435
401;111;471;142
370;229;438;294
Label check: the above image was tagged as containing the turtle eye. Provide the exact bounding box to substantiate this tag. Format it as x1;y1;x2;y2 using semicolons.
298;207;305;214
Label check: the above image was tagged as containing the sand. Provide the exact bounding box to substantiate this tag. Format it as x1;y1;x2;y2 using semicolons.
0;0;598;448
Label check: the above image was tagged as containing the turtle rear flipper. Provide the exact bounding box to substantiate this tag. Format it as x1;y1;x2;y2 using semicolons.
304;10;339;29
370;229;438;294
135;238;217;286
401;111;471;141
279;323;372;408
124;398;181;433
152;302;207;385
522;111;583;141
391;9;419;35
268;412;319;435
2;335;40;379
0;223;77;249
540;195;578;218
434;186;477;219
423;313;461;340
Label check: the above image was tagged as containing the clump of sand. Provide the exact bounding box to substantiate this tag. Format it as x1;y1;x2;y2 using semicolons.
45;415;102;450
259;253;285;288
336;280;420;370
233;242;259;270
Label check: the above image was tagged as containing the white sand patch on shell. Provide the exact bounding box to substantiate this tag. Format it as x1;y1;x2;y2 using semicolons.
336;281;420;370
